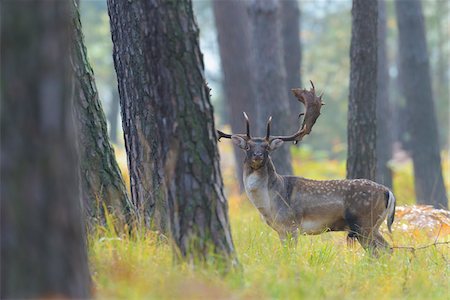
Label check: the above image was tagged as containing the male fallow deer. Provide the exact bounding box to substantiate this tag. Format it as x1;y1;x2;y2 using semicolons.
218;81;396;254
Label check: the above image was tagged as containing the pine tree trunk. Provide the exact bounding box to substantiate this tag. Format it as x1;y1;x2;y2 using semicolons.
213;0;256;192
346;0;378;181
434;0;449;151
395;0;448;208
248;0;293;176
72;0;133;227
108;0;237;264
375;0;393;188
1;1;91;298
281;0;303;129
108;87;120;144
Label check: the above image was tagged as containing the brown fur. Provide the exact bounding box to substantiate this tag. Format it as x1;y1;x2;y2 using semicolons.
236;137;395;255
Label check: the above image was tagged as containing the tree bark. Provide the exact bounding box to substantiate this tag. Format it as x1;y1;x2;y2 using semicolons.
213;0;256;192
375;0;393;188
108;87;120;144
248;0;293;176
108;0;237;264
1;1;91;298
72;0;133;227
346;0;378;181
281;0;303;129
395;0;448;208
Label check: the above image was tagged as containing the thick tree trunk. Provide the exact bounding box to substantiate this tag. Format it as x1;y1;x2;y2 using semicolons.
281;0;303;129
108;0;237;264
248;0;293;176
395;0;448;208
375;0;393;188
72;0;133;227
213;0;256;192
1;1;91;298
108;87;120;144
346;0;378;181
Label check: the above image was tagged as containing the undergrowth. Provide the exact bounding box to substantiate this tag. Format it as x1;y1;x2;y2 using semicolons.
91;144;449;299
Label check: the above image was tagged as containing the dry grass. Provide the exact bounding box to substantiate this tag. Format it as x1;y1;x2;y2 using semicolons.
91;143;450;299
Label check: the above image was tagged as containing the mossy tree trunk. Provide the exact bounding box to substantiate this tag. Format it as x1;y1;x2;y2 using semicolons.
108;0;237;264
72;0;133;227
1;1;91;298
395;0;448;208
248;0;293;176
346;0;378;181
213;0;256;192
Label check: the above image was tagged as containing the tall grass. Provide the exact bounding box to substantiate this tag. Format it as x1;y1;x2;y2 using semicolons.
91;144;449;299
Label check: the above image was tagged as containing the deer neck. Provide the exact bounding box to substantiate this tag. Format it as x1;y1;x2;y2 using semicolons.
243;156;280;214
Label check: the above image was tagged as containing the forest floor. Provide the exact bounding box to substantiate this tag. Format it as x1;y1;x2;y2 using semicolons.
90;142;450;299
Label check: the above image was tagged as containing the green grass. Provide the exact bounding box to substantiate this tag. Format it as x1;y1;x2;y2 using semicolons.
91;146;449;299
90;203;449;299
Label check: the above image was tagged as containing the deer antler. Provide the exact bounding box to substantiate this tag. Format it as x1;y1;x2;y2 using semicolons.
217;112;251;141
269;80;324;143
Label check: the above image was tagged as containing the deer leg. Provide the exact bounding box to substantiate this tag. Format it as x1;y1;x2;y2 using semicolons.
278;231;288;247
289;230;299;248
372;230;392;254
353;228;392;257
278;230;298;248
345;212;376;253
346;231;358;248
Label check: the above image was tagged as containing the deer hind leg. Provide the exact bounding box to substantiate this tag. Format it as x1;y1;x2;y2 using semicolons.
278;230;298;248
346;212;391;256
372;229;392;253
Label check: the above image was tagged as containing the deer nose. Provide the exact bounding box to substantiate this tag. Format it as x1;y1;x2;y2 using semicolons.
253;153;264;160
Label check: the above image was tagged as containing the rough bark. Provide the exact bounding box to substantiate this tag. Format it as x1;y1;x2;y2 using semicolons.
346;0;378;181
1;1;91;298
375;0;393;188
213;0;256;191
108;0;237;264
72;0;133;227
248;0;293;176
281;0;303;129
395;0;448;208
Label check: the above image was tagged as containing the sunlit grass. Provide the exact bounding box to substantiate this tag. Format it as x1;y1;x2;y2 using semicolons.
90;201;449;299
90;144;449;299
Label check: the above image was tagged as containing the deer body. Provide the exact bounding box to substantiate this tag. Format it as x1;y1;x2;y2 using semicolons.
243;154;395;250
218;82;396;254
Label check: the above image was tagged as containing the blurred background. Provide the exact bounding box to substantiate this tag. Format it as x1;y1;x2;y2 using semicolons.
80;0;449;204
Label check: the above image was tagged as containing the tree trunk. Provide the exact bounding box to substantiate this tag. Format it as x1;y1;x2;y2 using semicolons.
108;87;120;144
1;1;91;298
281;0;303;129
346;0;378;181
213;0;256;192
72;0;133;227
375;0;393;188
395;0;448;208
434;0;449;149
248;0;293;176
108;0;237;264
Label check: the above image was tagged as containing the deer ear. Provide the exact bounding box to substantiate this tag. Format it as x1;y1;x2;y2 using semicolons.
269;138;284;151
231;135;248;150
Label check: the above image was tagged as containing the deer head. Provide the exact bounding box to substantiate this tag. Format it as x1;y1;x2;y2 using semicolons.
217;81;324;170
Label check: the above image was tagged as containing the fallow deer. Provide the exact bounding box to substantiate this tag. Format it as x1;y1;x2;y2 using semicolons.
218;81;396;254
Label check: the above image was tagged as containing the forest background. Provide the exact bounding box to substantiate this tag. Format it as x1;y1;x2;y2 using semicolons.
77;2;449;297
